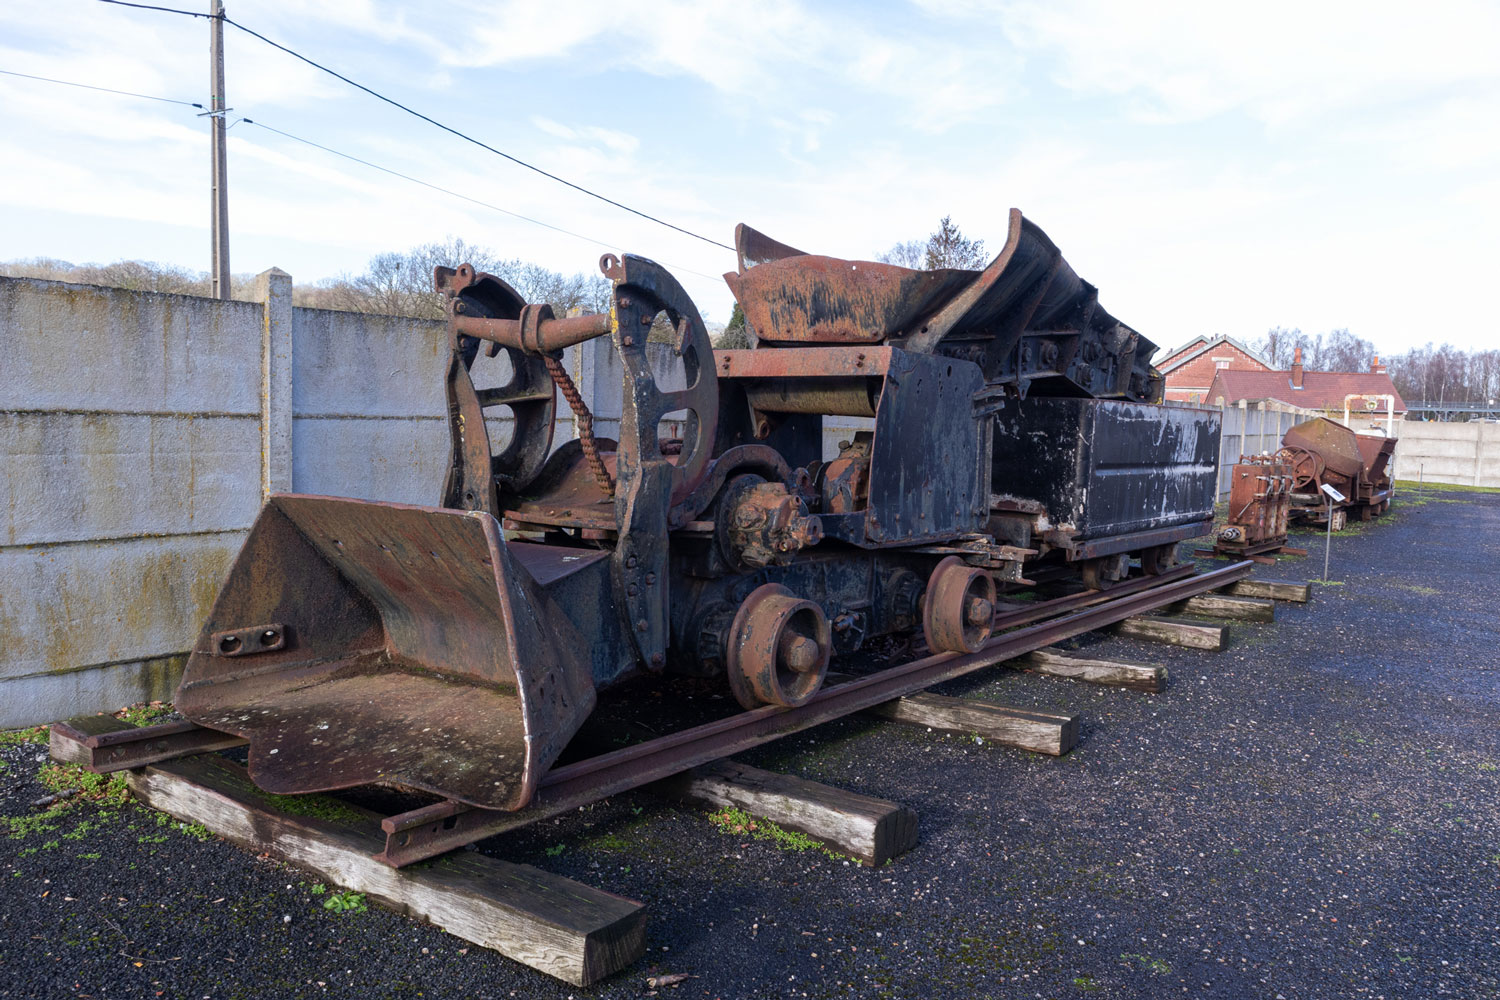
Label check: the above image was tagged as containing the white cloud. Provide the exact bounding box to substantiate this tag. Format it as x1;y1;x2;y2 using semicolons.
993;0;1500;127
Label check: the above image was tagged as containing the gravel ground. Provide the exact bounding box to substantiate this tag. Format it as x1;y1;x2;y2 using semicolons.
2;485;1498;1000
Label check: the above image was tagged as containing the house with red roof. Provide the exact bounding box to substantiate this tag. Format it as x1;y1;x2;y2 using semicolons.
1205;349;1406;426
1157;334;1274;403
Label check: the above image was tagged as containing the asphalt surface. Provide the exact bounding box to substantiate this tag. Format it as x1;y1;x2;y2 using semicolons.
2;485;1498;999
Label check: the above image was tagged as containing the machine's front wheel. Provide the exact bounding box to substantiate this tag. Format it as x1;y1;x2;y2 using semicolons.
725;584;831;710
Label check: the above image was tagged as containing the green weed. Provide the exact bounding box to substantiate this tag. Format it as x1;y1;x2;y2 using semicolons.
0;726;48;746
1121;953;1172;975
322;890;368;915
707;807;855;863
38;763;130;805
260;792;368;826
115;703;175;728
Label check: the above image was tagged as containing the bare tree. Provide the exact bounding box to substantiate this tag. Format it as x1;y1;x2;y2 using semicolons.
1;239;613;322
875;239;925;269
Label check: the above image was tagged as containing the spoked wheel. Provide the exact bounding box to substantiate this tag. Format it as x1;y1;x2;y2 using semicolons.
1141;543;1179;576
922;557;996;653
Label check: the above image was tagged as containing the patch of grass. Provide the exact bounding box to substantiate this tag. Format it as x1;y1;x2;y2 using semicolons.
260;792;369;826
3;810;71;841
1121;952;1172;975
543;843;566;857
707;807;854;863
1394;479;1500;494
0;725;48;746
322;890;367;915
1391;582;1439;595
1073;973;1102;991
1309;579;1346;587
37;763;131;805
115;703;174;728
152;810;214;842
584;832;632;852
310;883;327;895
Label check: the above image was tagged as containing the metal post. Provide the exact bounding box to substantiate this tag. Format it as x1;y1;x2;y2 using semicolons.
209;0;230;300
1323;499;1333;581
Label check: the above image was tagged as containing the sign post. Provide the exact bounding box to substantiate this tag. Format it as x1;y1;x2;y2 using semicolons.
1320;483;1346;581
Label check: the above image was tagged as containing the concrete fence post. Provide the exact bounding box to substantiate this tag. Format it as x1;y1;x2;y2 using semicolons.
1475;419;1486;487
257;268;293;499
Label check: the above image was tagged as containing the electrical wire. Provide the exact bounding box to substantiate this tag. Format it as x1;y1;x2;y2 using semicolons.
0;68;203;107
94;0;735;252
0;65;725;285
241;118;724;283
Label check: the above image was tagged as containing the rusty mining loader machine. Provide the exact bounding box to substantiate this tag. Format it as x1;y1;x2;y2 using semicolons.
175;210;1215;814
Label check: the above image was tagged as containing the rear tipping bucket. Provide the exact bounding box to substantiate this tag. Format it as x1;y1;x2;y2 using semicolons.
175;495;597;811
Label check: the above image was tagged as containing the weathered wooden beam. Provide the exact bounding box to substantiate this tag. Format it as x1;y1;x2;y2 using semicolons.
1220;579;1312;603
866;692;1078;756
126;754;645;987
1112;615;1224;651
1017;647;1167;693
1165;593;1275;623
652;759;917;867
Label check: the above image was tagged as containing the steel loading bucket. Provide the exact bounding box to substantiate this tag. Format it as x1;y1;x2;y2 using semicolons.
175;495;596;811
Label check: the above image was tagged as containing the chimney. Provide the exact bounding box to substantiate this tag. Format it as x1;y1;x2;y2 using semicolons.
1291;347;1304;389
1370;354;1386;374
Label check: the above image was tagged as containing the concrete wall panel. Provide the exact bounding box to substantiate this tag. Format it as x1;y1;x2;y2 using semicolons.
0;531;242;682
291;307;447;418
2;278;262;415
1;412;260;546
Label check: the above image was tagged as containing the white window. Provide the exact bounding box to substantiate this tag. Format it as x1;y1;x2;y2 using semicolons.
1212;356;1232;369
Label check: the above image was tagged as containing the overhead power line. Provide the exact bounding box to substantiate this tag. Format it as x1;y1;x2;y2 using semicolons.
0;68;203;107
0;66;724;284
94;0;735;253
242;119;723;283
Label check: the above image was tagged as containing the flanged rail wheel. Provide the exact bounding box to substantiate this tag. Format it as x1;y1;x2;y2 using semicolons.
922;556;996;654
726;583;831;710
1141;543;1179;576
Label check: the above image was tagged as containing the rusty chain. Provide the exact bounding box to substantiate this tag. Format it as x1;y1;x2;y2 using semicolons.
542;354;616;497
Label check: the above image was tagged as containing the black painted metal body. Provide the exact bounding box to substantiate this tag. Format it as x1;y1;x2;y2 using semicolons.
987;397;1219;572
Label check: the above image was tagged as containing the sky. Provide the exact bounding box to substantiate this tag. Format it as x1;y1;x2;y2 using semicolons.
1;0;1497;356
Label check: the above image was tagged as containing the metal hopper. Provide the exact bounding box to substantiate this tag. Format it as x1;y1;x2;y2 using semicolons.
175;495;597;811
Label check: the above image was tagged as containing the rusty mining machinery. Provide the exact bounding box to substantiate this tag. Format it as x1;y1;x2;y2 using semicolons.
1279;416;1396;528
175;209;1219;815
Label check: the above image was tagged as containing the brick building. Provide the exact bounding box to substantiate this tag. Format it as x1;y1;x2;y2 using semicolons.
1206;350;1406;429
1157;335;1274;403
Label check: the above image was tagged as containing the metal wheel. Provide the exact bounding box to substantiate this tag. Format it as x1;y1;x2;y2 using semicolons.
922;556;996;653
725;584;831;710
1141;543;1178;576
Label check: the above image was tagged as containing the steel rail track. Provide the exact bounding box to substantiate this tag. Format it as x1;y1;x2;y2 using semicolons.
376;559;1252;866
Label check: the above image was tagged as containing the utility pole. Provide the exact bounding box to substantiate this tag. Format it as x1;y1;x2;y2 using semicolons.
209;0;230;299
